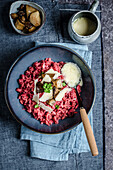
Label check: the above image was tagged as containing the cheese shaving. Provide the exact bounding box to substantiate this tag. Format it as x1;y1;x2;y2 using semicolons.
39;90;53;102
55;88;72;101
45;68;61;79
39;102;53;113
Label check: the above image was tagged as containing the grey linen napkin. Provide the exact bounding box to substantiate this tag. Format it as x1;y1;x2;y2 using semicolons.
21;42;93;161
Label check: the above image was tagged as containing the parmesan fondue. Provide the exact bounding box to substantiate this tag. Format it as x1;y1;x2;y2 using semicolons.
72;17;97;36
61;62;82;87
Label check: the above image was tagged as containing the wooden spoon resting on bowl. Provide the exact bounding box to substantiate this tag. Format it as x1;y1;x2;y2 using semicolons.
61;62;98;156
75;84;98;156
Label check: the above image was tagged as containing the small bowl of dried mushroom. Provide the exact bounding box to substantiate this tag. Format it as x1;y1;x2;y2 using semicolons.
9;1;46;35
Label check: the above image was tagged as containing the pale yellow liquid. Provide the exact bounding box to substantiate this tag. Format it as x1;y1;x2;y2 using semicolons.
72;17;97;36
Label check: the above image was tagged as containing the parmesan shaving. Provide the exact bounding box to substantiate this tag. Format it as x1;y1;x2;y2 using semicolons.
55;88;72;101
39;90;53;102
41;74;51;83
33;94;39;104
39;102;53;113
34;79;38;94
45;68;61;79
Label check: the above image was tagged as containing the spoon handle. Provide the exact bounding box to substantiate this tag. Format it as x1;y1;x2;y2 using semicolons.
80;108;98;156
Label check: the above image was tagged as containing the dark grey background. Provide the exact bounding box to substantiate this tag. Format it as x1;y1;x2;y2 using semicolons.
0;0;108;169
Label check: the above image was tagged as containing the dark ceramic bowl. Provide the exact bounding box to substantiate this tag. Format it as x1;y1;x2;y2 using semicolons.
9;1;46;35
5;44;96;134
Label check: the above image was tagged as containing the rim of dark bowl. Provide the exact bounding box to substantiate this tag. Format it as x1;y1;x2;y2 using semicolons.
4;44;96;134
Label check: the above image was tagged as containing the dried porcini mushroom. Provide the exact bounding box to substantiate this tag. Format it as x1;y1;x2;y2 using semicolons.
25;21;32;29
18;10;25;17
53;86;60;99
30;11;41;27
47;99;55;106
52;79;63;89
26;5;37;18
19;16;26;24
11;13;18;19
15;19;25;30
28;26;36;32
54;88;60;97
17;4;25;11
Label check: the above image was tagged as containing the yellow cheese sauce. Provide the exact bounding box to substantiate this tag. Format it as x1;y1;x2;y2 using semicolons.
72;17;97;36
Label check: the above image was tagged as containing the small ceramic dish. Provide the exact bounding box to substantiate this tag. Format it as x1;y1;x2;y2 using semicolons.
9;1;46;35
68;0;101;44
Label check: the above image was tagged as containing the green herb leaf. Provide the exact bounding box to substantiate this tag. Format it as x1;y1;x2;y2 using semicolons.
55;104;59;109
43;83;48;89
43;83;52;93
62;82;66;87
48;83;52;87
34;104;39;108
49;86;52;90
44;89;50;93
44;89;47;92
39;71;44;76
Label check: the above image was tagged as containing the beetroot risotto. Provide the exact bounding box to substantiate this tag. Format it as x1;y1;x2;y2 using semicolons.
16;58;81;126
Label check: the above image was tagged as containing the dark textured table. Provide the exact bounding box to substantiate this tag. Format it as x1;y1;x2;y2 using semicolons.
0;0;112;170
100;0;113;170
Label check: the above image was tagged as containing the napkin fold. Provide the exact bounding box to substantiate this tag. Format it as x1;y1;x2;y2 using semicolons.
21;42;93;161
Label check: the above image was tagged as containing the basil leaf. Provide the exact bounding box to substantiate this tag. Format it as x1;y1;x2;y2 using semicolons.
55;105;59;109
62;82;66;87
34;104;39;108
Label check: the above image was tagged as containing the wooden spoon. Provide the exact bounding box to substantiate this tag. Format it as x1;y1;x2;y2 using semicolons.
75;87;98;156
61;62;98;156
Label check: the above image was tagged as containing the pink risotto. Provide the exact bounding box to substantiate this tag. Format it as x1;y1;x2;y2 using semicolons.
16;58;81;126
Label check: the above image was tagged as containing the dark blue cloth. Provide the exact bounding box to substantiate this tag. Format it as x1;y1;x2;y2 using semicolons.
0;0;103;169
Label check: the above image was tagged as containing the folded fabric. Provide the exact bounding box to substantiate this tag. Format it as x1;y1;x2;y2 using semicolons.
21;42;93;161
